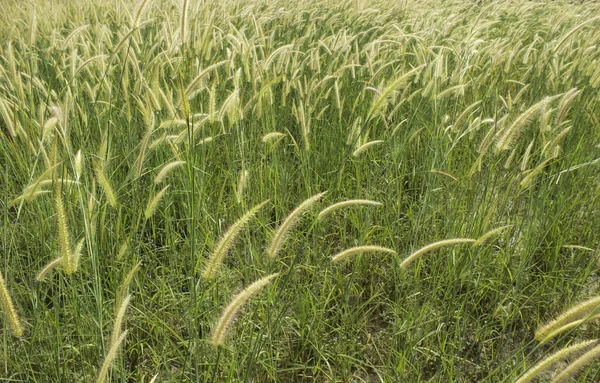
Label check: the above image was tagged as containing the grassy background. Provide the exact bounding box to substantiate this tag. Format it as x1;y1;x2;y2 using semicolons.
1;0;600;381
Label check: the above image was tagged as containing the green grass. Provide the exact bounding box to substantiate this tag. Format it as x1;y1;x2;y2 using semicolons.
1;0;600;381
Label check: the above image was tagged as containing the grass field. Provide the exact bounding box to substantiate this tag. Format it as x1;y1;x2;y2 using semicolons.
1;0;600;381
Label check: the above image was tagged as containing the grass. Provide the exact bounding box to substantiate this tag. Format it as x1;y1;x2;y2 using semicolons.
0;0;600;381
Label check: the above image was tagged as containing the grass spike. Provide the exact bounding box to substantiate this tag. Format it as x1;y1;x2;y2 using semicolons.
0;271;24;337
144;185;170;219
535;296;600;341
401;238;475;269
202;199;270;280
353;140;385;157
267;192;327;259
473;225;514;246
154;160;185;184
318;199;381;219
515;340;597;383
36;257;63;281
211;273;278;346
331;245;396;263
551;342;600;383
95;163;117;208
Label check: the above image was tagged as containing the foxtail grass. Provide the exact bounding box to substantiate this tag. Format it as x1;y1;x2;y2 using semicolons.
55;191;74;274
495;97;555;152
535;296;600;342
551;342;600;382
262;132;286;143
515;340;597;383
211;273;278;346
0;271;23;337
235;169;249;204
353;140;384;157
95;163;117;208
331;245;396;263
430;170;457;181
144;185;170;219
202;199;270;280
36;257;63;281
116;262;141;311
267;192;327;259
154;160;185;184
97;295;132;383
400;238;475;269
473;225;514;246
318;199;381;219
562;245;595;252
74;150;83;181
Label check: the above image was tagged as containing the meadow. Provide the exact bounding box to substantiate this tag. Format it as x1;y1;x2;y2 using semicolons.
1;0;600;381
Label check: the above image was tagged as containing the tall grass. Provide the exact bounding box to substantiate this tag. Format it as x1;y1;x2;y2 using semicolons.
0;0;599;381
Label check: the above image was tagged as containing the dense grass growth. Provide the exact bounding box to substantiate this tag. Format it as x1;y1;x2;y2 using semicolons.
1;0;600;381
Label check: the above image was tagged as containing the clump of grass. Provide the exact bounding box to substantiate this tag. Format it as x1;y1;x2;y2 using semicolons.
267;192;327;259
318;199;382;219
331;245;396;263
202;199;270;280
400;238;475;268
0;271;24;337
211;273;278;346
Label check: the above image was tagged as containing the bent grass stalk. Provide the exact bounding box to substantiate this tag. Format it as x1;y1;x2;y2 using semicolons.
318;199;382;219
331;245;396;263
202;199;270;280
267;192;327;259
211;273;278;346
400;238;475;269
